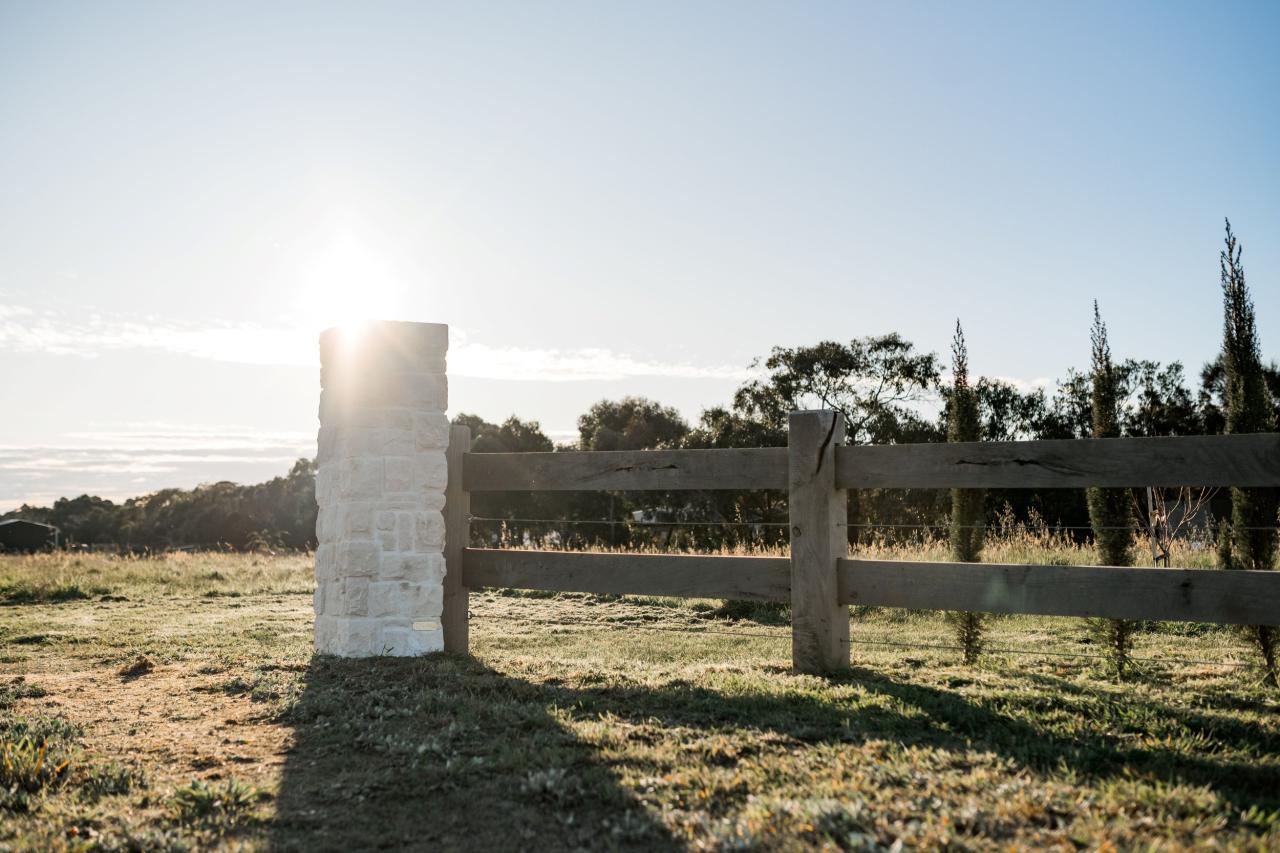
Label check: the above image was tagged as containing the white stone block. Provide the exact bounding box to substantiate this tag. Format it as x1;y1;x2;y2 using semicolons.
333;618;378;657
413;452;448;492
315;467;337;506
314;545;338;582
338;457;384;500
414;413;451;450
341;503;376;539
414;511;446;551
342;577;369;616
380;552;445;583
314;615;338;652
336;541;380;577
384;456;414;493
367;581;404;618
379;626;414;656
315;507;338;544
374;429;416;457
316;580;341;615
381;409;413;430
396;512;414;551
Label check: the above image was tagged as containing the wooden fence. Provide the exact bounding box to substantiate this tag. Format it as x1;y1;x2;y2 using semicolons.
441;412;1280;673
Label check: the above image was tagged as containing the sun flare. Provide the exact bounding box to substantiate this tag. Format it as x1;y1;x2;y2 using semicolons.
300;231;406;331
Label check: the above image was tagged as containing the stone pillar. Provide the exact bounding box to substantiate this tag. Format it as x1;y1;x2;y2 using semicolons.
314;321;450;657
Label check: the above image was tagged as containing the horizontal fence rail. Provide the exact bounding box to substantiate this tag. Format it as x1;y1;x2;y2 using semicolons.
444;415;1280;673
839;560;1280;626
463;433;1280;493
836;433;1280;489
464;447;788;492
460;549;1280;627
463;548;790;601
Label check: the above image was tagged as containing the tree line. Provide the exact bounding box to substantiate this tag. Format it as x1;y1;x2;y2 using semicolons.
4;221;1277;561
2;460;319;552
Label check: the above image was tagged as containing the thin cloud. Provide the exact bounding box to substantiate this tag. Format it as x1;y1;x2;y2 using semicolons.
0;426;317;510
0;305;749;382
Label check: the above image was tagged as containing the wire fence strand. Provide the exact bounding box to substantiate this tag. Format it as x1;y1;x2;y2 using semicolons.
469;516;1280;533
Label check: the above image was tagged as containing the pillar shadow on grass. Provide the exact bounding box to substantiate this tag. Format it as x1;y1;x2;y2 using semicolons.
269;653;681;852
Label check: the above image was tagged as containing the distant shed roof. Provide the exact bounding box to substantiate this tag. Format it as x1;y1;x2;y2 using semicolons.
0;519;58;530
0;518;59;552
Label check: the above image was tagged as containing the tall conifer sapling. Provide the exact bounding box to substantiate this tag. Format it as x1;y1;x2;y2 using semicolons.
1218;219;1278;686
1085;302;1137;676
946;321;986;664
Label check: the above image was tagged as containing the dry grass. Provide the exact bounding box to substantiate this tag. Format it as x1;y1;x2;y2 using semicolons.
0;548;1276;851
0;550;313;606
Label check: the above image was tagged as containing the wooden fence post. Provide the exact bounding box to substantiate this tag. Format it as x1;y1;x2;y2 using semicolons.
788;410;849;673
443;424;471;653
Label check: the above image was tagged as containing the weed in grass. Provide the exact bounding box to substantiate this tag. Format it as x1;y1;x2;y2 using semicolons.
0;712;81;745
79;761;146;802
521;767;584;806
0;735;72;812
0;680;47;709
168;778;259;828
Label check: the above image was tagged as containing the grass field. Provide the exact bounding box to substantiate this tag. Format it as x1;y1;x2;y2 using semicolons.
1;549;1277;851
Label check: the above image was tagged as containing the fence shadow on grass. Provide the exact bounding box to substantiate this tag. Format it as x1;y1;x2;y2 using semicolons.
271;653;1280;851
521;665;1280;816
830;667;1280;814
269;654;681;853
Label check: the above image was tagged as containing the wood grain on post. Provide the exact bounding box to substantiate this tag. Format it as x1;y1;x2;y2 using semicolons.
442;424;471;653
788;411;849;673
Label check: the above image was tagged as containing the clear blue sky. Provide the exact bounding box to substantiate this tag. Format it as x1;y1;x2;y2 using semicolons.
1;0;1278;508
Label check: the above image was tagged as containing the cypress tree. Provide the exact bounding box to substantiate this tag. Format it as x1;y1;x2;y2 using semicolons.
1218;219;1278;686
946;321;986;664
1085;302;1137;675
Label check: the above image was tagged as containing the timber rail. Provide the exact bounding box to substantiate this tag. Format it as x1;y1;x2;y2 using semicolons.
442;418;1280;673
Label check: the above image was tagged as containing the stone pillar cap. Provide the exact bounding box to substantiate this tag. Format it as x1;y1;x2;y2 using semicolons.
320;321;449;386
320;321;448;361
